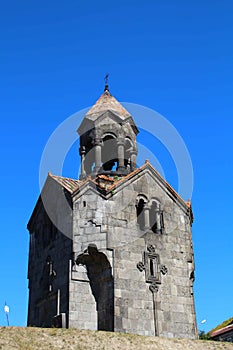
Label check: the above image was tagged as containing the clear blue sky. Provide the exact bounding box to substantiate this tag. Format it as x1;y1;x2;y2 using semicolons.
0;0;232;332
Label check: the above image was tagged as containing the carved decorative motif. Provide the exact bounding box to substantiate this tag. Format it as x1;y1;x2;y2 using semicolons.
160;265;168;275
144;251;160;283
149;282;159;294
137;261;145;272
147;244;156;253
137;245;168;294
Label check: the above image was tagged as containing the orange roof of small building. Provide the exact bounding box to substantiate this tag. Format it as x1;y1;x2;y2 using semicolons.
210;317;233;338
211;324;233;338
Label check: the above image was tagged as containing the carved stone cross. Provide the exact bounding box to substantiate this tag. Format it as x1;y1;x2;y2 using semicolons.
137;245;168;293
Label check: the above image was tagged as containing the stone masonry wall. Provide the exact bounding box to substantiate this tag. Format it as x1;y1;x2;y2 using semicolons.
71;167;197;339
28;178;73;327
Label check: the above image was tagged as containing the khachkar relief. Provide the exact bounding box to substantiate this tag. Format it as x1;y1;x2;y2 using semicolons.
137;245;168;293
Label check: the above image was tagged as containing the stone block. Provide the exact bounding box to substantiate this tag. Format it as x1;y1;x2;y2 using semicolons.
117;268;129;279
163;311;171;322
115;306;120;316
122;317;131;330
171;284;177;296
114;316;123;330
85;321;97;331
133;299;144;308
171;312;188;323
177;285;190;296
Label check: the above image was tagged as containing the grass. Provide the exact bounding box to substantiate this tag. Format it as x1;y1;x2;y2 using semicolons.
0;327;233;350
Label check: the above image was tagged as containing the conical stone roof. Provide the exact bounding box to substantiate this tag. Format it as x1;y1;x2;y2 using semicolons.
78;87;138;136
84;89;131;121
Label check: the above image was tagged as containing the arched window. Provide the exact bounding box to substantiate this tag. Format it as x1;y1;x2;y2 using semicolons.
136;195;148;230
149;200;164;234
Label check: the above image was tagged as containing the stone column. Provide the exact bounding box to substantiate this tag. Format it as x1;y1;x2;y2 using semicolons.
117;138;125;172
94;139;102;174
144;205;150;230
160;211;165;234
79;146;86;179
130;149;137;171
155;206;161;231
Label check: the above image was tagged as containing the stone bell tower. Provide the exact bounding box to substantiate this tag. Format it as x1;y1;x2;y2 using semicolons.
78;83;138;179
27;82;197;339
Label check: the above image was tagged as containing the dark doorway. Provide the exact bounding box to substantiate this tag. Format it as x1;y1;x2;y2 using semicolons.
76;244;114;331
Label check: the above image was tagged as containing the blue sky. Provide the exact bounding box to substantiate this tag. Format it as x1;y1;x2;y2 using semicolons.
0;0;232;332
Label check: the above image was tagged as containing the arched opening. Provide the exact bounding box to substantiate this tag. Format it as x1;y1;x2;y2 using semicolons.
80;132;94;176
101;135;118;172
149;200;164;234
83;146;95;175
136;198;146;230
76;244;114;331
150;201;159;233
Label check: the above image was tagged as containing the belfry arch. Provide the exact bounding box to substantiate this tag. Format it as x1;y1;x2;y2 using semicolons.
101;134;118;171
78;85;138;178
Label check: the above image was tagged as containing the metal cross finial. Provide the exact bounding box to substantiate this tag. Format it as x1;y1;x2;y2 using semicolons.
104;73;109;91
104;73;109;85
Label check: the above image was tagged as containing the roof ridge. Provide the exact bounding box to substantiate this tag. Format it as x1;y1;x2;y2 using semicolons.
49;173;80;182
91;161;191;211
48;173;82;193
52;162;191;213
